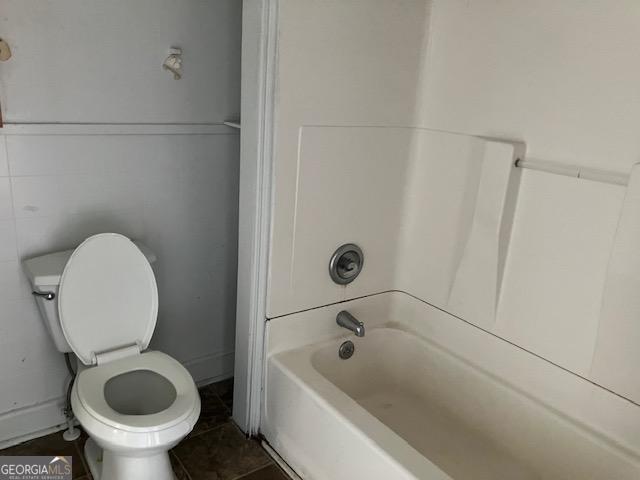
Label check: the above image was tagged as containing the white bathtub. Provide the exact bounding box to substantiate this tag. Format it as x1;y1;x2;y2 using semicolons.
262;292;640;480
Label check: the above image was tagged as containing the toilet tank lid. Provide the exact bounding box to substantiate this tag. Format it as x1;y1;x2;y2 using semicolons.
23;240;157;288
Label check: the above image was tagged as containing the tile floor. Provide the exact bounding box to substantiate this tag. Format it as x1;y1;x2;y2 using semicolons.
0;378;290;480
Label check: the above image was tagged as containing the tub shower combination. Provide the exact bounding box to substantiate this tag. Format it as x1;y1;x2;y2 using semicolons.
260;133;640;479
262;293;640;480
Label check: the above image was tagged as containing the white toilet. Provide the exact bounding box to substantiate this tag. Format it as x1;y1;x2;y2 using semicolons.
24;233;201;480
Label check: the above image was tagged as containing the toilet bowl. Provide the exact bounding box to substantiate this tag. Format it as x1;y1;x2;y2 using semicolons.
72;351;199;479
54;233;200;480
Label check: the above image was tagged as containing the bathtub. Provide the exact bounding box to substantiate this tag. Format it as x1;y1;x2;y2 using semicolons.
262;292;640;480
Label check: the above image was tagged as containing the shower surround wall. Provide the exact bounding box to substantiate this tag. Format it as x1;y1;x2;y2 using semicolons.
415;0;640;402
0;0;241;446
266;0;432;315
265;0;640;429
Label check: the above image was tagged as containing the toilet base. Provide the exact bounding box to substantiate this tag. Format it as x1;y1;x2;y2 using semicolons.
84;437;177;480
84;438;102;479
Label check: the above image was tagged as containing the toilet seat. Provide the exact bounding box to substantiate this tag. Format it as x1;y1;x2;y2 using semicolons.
75;350;198;433
58;233;158;366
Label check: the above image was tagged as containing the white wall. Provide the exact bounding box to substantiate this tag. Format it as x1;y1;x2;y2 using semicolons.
266;0;431;316
418;0;640;173
266;0;640;411
415;0;640;399
0;0;241;123
0;0;240;446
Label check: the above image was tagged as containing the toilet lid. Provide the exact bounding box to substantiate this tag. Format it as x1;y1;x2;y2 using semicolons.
58;233;158;365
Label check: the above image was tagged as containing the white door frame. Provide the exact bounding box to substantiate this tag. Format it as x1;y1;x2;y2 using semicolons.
232;0;278;435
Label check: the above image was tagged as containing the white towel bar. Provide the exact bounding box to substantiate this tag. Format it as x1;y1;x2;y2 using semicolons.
515;158;628;186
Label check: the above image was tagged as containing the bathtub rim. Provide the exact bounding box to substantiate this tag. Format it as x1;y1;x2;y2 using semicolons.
273;325;640;475
264;291;640;462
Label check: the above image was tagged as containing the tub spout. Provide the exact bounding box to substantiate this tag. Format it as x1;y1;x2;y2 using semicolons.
336;310;365;337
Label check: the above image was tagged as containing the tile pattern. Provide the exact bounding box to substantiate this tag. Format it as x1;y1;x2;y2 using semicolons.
188;383;231;439
0;132;240;424
210;377;234;410
175;423;272;480
0;379;290;480
240;465;292;480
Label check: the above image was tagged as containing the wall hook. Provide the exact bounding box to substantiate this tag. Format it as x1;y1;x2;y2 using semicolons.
0;38;12;62
162;47;182;80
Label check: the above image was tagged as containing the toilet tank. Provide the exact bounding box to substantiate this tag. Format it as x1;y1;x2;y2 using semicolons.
23;240;157;353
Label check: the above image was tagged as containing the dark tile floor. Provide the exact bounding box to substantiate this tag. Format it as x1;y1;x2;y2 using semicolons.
0;378;290;480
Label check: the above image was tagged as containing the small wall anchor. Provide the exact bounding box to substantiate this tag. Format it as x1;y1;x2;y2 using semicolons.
0;38;11;62
162;47;182;80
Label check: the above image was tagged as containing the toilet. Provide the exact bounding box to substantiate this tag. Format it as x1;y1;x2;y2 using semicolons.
24;233;201;480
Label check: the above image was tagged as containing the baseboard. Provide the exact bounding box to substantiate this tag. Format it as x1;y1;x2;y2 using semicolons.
0;397;68;449
182;350;235;387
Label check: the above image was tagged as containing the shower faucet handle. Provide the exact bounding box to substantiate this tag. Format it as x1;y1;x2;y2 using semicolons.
339;256;358;273
329;243;364;285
